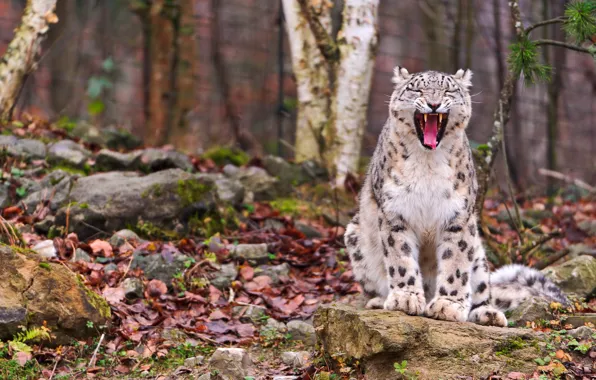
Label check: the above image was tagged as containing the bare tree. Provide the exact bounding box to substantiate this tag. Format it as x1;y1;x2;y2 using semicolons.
0;0;58;120
283;0;379;186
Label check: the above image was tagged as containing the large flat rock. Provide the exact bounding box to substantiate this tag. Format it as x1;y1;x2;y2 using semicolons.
314;303;544;380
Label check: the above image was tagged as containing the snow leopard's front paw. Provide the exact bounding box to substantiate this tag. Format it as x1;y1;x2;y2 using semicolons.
425;297;469;322
383;290;425;315
468;306;507;327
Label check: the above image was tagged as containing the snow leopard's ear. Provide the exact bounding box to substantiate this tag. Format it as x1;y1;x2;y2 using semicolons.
453;69;473;88
392;66;411;86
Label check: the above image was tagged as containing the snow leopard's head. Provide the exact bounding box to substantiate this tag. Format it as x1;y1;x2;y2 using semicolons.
389;67;472;150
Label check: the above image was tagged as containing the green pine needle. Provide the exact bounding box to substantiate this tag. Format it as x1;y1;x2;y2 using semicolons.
563;1;596;43
508;38;552;85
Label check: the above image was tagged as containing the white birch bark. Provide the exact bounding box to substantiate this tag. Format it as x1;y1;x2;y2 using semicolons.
0;0;58;119
282;0;332;163
329;0;379;186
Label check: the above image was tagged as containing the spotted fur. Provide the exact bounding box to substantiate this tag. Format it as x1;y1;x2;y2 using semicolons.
344;67;568;327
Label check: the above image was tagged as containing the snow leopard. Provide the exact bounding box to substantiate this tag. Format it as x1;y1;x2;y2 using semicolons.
344;67;568;326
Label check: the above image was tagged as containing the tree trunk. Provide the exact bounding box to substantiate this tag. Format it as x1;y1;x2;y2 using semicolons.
0;0;58;120
282;0;332;163
327;0;379;186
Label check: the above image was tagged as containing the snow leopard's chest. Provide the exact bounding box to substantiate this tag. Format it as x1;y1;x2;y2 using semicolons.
382;152;466;235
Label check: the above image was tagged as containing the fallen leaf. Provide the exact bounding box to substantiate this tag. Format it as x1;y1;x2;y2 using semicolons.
90;240;113;257
102;286;126;304
145;279;167;298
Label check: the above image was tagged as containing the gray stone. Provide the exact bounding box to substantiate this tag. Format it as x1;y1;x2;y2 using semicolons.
0;184;10;208
109;229;142;248
542;255;596;298
184;355;205;367
73;248;92;263
15;139;47;159
280;351;310;368
208;348;252;380
34;216;55;234
263;155;307;192
71;121;106;146
47;139;91;168
256;263;290;284
568;326;594;340
507;298;553;327
228;243;269;263
300;160;327;180
273;377;300;380
0;135;18;147
232;305;266;323
228;166;280;201
138;148;193;172
578;219;596;237
295;222;322;238
32;240;57;258
264;219;285;232
260;318;287;335
95;149;140;171
287;320;316;346
54;169;219;240
315;303;546;380
564;314;596;328
122;277;144;299
22;170;80;213
197;374;211;380
103;263;118;275
222;164;240;177
211;263;238;290
214;176;244;204
130;250;190;290
102;126;142;150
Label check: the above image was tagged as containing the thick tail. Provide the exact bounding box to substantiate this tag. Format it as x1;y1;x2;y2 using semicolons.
490;264;569;311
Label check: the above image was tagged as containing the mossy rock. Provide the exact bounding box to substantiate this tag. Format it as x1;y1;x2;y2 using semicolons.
314;303;544;379
0;245;109;345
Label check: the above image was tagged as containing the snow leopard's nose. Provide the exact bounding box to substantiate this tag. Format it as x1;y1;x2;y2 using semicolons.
428;103;441;112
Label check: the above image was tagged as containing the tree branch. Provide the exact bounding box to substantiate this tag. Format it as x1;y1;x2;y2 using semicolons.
525;16;566;35
534;39;594;54
296;0;339;63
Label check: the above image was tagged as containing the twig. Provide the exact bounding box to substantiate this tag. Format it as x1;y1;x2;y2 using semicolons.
87;333;105;368
532;247;569;270
538;168;596;192
518;229;562;259
534;39;594;54
525;16;566;35
233;301;267;309
48;356;60;380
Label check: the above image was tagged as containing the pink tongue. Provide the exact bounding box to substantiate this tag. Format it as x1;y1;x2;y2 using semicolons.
424;115;438;149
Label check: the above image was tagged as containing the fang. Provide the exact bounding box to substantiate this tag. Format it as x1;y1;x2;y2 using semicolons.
439;114;443;123
424;114;427;122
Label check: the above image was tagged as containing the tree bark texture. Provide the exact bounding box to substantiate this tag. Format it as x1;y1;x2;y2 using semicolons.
0;0;58;120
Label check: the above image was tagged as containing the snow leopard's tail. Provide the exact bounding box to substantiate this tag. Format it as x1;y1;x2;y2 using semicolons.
490;264;569;312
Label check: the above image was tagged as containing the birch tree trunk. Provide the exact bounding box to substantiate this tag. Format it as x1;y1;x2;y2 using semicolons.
327;0;379;186
282;0;332;163
0;0;58;120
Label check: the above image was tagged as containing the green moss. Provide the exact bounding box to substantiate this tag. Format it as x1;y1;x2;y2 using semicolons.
38;262;51;270
76;276;111;319
495;336;527;356
176;179;213;206
141;183;164;199
49;165;87;176
0;358;42;380
187;205;238;237
133;220;179;240
203;146;249;166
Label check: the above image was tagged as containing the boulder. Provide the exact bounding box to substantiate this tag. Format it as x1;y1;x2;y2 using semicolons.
225;166;280;201
208;347;252;380
0;136;46;160
95;149;140;171
280;351;310;368
121;277;144;299
314;303;544;380
211;263;238;290
228;243;269;263
138;148;193;172
47;139;92;168
54;169;219;240
287;320;316;346
507;298;553;327
256;263;290;284
22;170;81;212
109;229;142;248
130;250;190;290
0;245;110;345
542;255;596;298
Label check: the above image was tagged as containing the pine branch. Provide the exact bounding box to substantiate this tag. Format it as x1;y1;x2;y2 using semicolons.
525;17;566;35
296;0;339;63
534;39;594;54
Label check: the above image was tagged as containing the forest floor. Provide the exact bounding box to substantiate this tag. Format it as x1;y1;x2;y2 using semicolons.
0;119;595;379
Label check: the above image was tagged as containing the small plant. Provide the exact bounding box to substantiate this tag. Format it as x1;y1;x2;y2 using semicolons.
8;325;52;355
87;57;116;116
394;360;408;374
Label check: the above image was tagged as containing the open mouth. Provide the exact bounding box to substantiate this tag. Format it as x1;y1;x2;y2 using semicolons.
414;111;449;150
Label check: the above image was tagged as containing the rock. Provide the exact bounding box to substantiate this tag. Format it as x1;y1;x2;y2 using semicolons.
14;139;47;159
109;229;142;248
273;377;300;380
214;176;244;204
73;248;92;263
138;148;193;172
542;255;596;298
47;139;91;168
227;166;280;201
0;135;18;148
71;121;106;146
95;149;140;171
22;170;80;212
184;355;205;367
228;243;269;263
507;298;553;327
0;184;10;208
102;126;142;150
262;155;307;192
564;314;596;328
264;219;285;232
0;245;110;345
122;277;144;299
103;263;118;276
233;305;266;323
287;320;316;346
197;374;211;380
208;348;252;380
300;160;327;181
54;169;219;240
32;240;57;258
315;303;545;379
280;351;310;368
130;250;190;290
295;222;322;238
33;215;55;234
578;219;596;237
568;326;594;340
256;263;290;284
211;263;238;290
260;318;287;336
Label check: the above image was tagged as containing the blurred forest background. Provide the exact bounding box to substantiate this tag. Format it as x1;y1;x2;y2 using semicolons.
0;0;594;189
